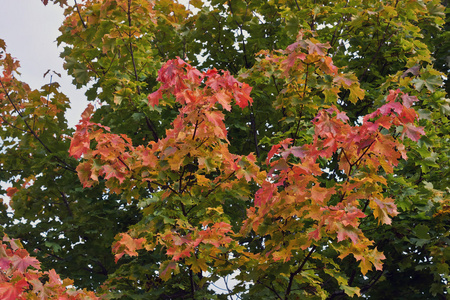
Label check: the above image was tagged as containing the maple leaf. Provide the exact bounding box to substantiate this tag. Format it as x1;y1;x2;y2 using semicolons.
402;123;425;141
370;197;398;225
0;278;28;300
148;89;162;107
234;82;253;109
46;269;62;285
379;101;403;116
100;164;126;184
0;257;11;270
311;185;334;205
401;93;419;108
69;132;90;159
318;56;338;75
186;256;208;273
357;256;372;275
75;161;94;188
254;181;277;207
10;250;40;272
401;65;420;78
336;224;360;244
306;39;330;56
213;90;232;111
369;248;386;272
160;261;179;281
6;187;18;198
112;233;146;263
333;75;354;87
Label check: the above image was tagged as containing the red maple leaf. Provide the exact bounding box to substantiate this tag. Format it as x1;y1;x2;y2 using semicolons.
10;250;40;272
6;187;18;198
112;233;146;263
0;278;28;300
148;89;162;107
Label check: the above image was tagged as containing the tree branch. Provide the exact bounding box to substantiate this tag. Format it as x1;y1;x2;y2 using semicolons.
189;268;196;299
250;107;260;157
285;245;317;299
74;0;87;29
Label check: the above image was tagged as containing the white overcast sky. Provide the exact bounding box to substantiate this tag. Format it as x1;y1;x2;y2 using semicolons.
0;0;87;127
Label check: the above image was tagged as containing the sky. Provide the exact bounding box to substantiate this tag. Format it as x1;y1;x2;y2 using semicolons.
0;0;87;127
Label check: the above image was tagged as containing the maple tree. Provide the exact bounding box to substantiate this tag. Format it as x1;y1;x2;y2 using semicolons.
0;0;449;299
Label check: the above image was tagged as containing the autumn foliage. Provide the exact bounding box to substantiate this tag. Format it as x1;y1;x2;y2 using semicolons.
0;236;98;300
0;0;449;299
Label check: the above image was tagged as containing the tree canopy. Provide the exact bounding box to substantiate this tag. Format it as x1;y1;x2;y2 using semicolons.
0;0;449;299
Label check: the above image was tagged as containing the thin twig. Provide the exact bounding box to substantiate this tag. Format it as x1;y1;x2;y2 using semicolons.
74;0;87;29
285;245;317;299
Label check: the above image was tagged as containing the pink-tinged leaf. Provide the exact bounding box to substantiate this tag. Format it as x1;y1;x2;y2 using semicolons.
0;279;28;300
370;197;398;225
204;110;225;128
255;181;277;207
280;145;307;160
379;102;403;116
0;257;11;270
386;89;401;102
306;40;330;55
186;67;203;83
282;52;306;71
46;269;62;285
333;75;354;87
11;252;40;272
160;261;178;281
214;90;232;111
401;65;420;78
336;225;359;244
100;165;126;184
286;41;301;52
308;228;321;241
326;105;349;122
402;124;425;141
148;89;162;107
401;93;419;108
334;110;349;123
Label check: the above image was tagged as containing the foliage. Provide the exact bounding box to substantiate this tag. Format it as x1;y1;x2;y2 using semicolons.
0;0;449;299
0;235;98;299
